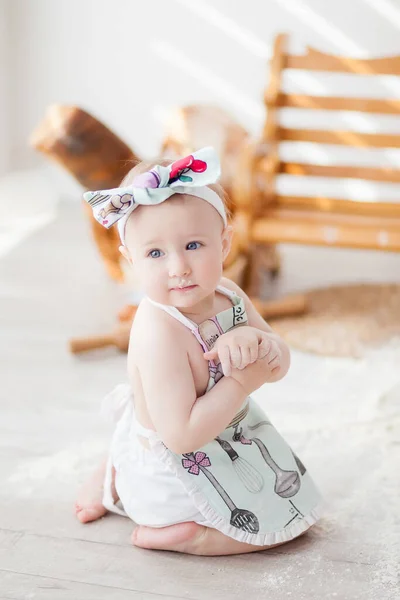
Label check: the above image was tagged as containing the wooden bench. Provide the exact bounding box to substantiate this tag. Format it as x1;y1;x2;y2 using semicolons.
232;33;400;296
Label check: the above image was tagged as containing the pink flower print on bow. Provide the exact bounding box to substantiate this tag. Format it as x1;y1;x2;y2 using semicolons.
83;146;221;230
132;170;161;189
168;154;207;184
94;170;161;226
182;452;211;475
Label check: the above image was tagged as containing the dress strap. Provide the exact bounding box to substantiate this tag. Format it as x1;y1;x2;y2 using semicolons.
147;284;241;332
216;284;240;302
147;297;197;331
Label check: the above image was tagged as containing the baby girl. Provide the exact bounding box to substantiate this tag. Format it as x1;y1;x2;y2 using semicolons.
75;147;321;555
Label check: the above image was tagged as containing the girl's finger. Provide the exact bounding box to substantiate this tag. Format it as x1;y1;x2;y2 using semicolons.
249;342;258;363
266;344;281;364
268;355;281;370
229;344;242;370
258;338;271;359
218;345;232;376
239;345;251;369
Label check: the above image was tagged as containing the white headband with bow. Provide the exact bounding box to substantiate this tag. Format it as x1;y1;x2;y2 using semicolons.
83;146;226;244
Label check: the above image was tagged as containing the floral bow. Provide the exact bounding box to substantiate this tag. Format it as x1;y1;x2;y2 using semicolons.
83;146;223;230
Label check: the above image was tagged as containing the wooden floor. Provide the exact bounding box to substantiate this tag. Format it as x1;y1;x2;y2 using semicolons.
0;202;399;600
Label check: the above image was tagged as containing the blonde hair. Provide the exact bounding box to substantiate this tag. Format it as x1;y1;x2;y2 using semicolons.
120;157;232;221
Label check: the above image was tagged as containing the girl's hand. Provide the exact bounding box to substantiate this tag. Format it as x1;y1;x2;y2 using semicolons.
229;337;283;394
203;326;271;376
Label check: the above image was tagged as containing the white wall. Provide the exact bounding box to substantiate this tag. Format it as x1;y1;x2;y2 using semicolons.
2;0;400;280
0;0;10;175
7;0;400;174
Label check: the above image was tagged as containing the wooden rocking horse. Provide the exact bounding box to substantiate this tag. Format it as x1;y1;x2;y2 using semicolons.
30;103;306;353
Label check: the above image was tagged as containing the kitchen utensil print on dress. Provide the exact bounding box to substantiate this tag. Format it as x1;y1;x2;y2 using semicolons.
232;421;273;443
291;451;307;476
284;500;305;528
197;319;224;384
251;438;301;498
234;421;305;487
248;420;273;431
231;423;301;499
182;452;260;533
215;437;264;493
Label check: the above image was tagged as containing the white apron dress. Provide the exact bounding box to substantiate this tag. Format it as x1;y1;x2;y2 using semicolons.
102;285;322;546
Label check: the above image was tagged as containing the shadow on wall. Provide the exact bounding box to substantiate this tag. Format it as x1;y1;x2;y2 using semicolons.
4;0;400;170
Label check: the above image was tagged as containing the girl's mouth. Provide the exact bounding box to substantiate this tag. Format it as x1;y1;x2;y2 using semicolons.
172;285;197;292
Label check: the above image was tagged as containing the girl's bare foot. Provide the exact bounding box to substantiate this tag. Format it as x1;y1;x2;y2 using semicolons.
131;521;299;556
75;460;117;524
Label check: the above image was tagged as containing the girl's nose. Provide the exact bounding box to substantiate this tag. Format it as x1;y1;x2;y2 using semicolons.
169;254;191;278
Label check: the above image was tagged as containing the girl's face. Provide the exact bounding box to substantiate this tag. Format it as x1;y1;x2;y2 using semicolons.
120;194;232;310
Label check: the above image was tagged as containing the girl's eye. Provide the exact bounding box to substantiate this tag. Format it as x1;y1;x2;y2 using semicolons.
187;241;202;251
148;249;163;259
